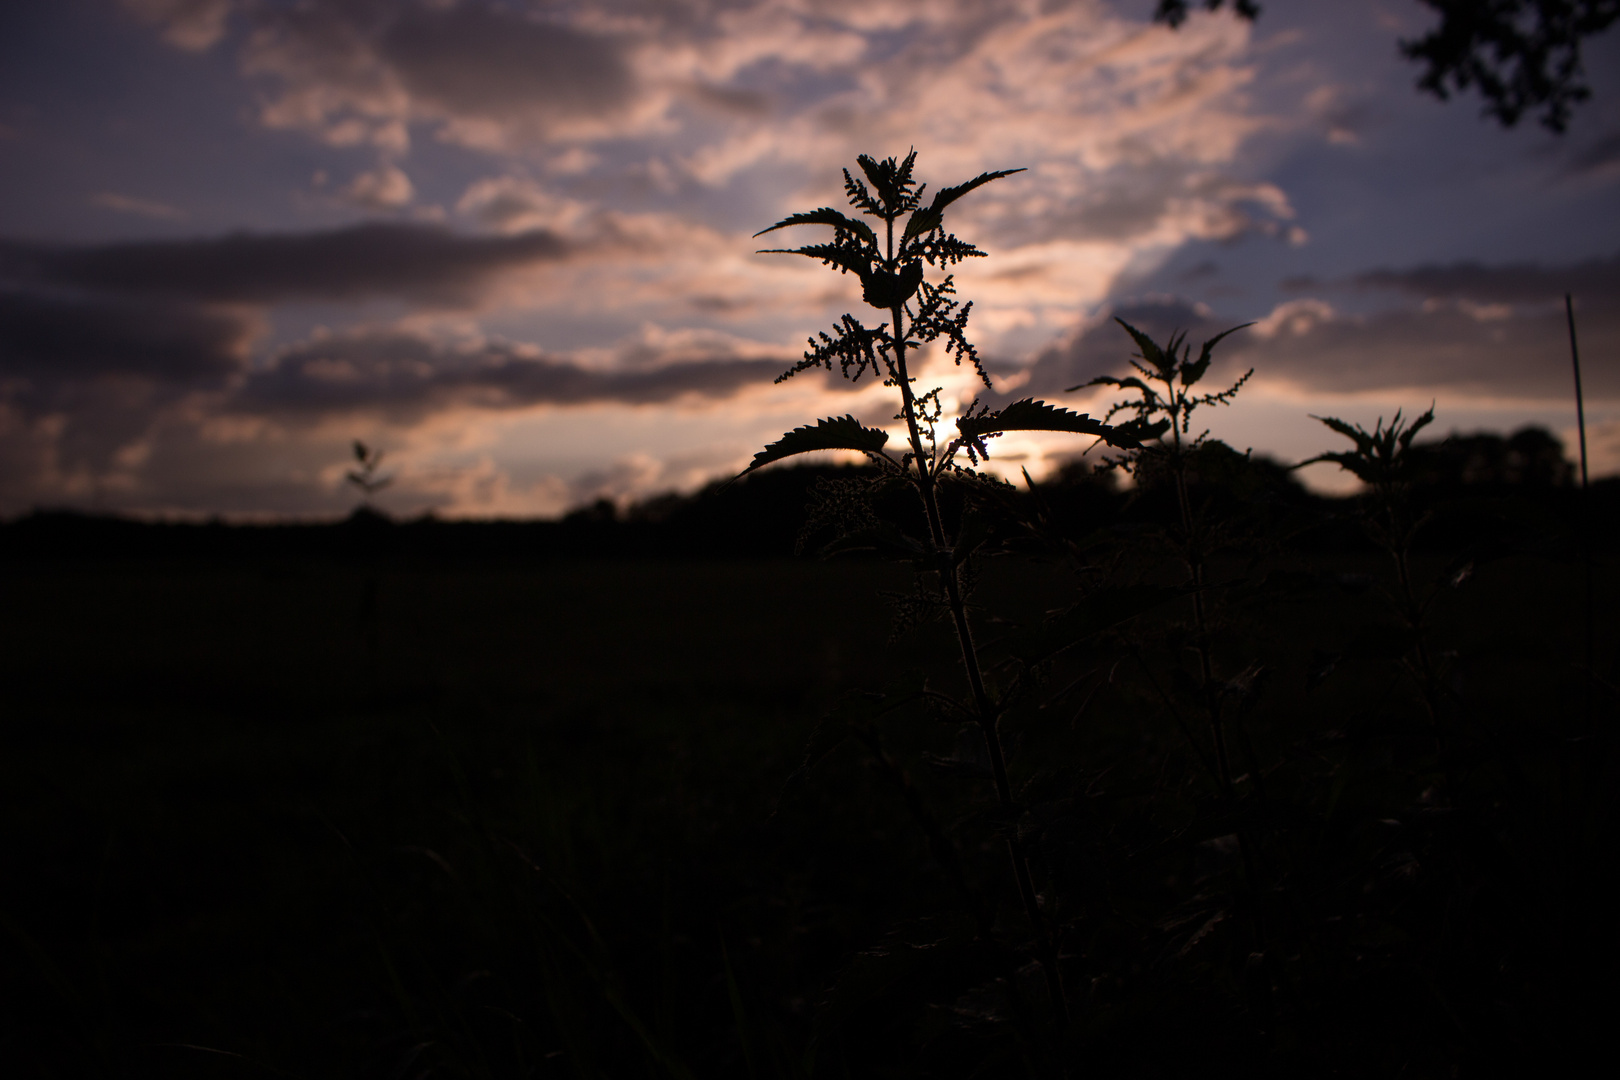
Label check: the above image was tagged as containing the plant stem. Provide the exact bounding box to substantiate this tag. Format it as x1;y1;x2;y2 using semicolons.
1170;431;1233;797
1164;379;1265;945
1393;538;1439;717
1565;294;1593;733
888;297;1069;1025
1380;490;1447;763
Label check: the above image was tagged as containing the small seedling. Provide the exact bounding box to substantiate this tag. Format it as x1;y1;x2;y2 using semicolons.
346;440;393;507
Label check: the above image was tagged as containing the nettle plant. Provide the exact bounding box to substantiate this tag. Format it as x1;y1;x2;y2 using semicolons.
743;152;1148;1024
1078;322;1254;801
1299;408;1451;724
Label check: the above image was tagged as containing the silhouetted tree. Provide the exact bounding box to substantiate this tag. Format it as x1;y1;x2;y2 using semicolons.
1154;0;1618;131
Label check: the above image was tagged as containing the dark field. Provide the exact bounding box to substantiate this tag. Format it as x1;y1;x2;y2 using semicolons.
2;462;1617;1078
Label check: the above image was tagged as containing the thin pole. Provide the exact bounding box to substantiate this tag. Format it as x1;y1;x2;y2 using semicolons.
1566;294;1593;732
1566;294;1590;491
1563;293;1596;1041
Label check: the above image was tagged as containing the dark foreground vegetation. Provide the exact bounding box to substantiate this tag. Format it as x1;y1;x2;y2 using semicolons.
3;430;1617;1078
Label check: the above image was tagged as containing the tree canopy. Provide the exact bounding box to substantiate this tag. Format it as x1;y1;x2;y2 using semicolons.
1154;0;1619;132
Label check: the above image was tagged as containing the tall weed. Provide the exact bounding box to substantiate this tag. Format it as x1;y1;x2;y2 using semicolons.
750;152;1149;1049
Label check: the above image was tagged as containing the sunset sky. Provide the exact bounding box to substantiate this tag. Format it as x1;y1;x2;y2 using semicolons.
2;0;1617;518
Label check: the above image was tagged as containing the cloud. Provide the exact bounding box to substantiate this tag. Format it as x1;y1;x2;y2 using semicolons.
115;0;1291;350
0;290;250;388
236;327;789;421
1352;253;1620;305
120;0;232;52
88;0;1613;519
683;82;773;118
1236;296;1620;399
1021;297;1226;399
343;165;415;210
1024;257;1620;405
377;5;634;124
456;176;586;233
2;223;571;306
993;168;1298;247
0;311;798;516
0;289;255;507
207;0;1280;271
90;192;188;220
241;0;648;152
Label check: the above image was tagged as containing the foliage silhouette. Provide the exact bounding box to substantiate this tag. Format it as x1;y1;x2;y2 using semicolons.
345;440;393;507
1155;0;1618;131
1299;408;1452;730
752;151;1145;1044
1071;319;1254;778
1068;319;1272;940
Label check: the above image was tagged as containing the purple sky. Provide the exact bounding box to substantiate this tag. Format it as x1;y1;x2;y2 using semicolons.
2;0;1617;518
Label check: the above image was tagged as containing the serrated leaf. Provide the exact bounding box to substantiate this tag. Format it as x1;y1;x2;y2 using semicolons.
956;398;1143;448
1113;417;1172;443
753;207;878;247
1294;450;1376;481
1399;404;1436;451
901;206;944;241
1310;414;1373;452
739;416;890;477
756;242;872;278
1181;322;1253;386
931;167;1025;207
901;169;1025;243
857;154;903;212
1115;318;1170;373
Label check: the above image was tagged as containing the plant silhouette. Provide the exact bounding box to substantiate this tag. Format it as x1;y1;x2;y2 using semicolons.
1071;319;1276;945
1299;408;1450;724
345;440;393;509
750;151;1148;1030
1076;320;1252;796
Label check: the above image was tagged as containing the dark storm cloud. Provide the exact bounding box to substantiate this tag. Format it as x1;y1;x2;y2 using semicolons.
377;4;634;122
1353;253;1620;304
0;290;249;385
237;329;785;420
0;223;570;306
